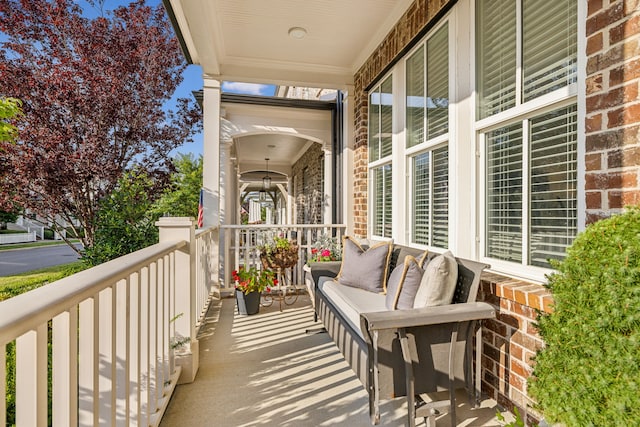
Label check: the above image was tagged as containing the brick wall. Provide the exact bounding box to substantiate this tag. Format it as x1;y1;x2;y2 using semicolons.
352;0;456;237
585;0;640;223
478;275;554;425
291;143;324;224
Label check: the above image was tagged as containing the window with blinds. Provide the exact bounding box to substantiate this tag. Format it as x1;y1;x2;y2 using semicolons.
426;24;449;139
485;105;577;268
476;0;516;119
412;146;449;247
486;123;523;263
369;75;393;161
372;164;392;238
529;105;577;267
523;0;577;102
406;46;425;148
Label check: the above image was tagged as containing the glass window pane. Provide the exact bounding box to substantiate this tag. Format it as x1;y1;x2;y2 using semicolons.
407;46;425;148
486;123;523;263
380;77;393;158
412;152;430;244
529;105;577;267
426;23;449;139
476;0;517;119
369;89;380;161
383;164;393;238
523;0;577;102
432;146;449;247
372;165;392;237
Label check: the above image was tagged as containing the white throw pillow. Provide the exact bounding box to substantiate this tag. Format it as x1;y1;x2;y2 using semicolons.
413;250;458;308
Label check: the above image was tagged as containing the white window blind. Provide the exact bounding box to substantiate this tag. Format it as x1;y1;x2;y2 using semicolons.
406;46;425;148
485;105;577;268
426;24;449;139
523;0;577;102
373;164;392;238
412;146;448;247
529;105;577;267
476;0;516;119
369;76;393;161
486;123;523;263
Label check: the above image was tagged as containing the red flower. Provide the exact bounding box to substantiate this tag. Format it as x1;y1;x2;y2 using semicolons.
311;248;318;254
273;278;278;285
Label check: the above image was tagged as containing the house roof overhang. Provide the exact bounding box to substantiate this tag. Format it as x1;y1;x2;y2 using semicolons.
162;0;414;88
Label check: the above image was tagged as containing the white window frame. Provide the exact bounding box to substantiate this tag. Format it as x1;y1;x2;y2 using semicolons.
475;0;581;281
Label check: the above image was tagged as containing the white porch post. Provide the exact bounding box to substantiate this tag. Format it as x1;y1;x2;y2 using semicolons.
156;217;199;384
342;85;355;234
202;76;222;228
323;145;332;224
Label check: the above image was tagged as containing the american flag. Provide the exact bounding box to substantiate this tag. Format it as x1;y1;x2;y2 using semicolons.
197;189;204;228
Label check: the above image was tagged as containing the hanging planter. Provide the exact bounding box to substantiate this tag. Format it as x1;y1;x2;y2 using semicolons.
259;236;299;270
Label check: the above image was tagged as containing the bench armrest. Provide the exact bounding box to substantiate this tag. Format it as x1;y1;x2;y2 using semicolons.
308;261;342;284
360;302;496;332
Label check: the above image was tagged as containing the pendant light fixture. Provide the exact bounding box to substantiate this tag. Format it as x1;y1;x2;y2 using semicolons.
262;158;272;189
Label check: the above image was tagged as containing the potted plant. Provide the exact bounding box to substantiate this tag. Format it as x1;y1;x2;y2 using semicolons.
232;266;277;315
307;233;342;264
259;235;299;270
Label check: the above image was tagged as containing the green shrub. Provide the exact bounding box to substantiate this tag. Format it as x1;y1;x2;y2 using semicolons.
530;206;640;425
43;228;54;240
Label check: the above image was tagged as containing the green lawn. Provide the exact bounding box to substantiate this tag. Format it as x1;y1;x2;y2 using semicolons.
0;261;86;301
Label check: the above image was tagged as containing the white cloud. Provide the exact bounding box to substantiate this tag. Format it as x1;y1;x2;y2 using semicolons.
222;82;274;96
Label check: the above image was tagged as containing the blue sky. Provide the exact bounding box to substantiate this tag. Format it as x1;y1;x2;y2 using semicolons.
79;1;276;157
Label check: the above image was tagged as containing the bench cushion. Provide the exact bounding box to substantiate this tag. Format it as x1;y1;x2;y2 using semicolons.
318;277;387;338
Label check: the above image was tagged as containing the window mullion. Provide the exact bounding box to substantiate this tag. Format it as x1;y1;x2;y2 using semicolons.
429;153;434;246
521;119;530;266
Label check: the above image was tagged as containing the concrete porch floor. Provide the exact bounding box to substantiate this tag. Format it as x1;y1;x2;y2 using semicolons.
160;293;512;426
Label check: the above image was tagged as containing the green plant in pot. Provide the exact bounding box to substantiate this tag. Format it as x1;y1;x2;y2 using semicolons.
232;266;277;315
529;205;640;425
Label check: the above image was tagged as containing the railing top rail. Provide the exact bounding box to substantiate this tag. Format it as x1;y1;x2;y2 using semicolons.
220;224;346;230
0;239;187;346
195;225;219;237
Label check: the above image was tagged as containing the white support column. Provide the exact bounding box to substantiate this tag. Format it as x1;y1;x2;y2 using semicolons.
202;76;222;228
156;217;199;384
342;85;356;235
323;146;332;224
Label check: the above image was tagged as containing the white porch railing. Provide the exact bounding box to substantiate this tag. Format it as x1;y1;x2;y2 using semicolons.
0;217;216;426
220;224;346;290
0;231;36;245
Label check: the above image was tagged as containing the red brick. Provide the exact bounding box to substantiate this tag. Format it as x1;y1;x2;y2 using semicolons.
586;191;603;209
586;83;639;113
586;211;611;225
585;171;638;190
483;343;501;364
586;2;625;36
510;358;532;379
510;342;524;361
609;190;640;208
608;146;640;168
586;73;603;95
586;125;640;152
609;58;640;86
486;318;508;337
607;103;640;128
610;15;640;44
511;331;544;353
526;321;541;337
509;372;526;392
587;32;604;55
588;0;604;17
513;301;537;320
585;152;602;171
586;113;603;132
497;312;520;329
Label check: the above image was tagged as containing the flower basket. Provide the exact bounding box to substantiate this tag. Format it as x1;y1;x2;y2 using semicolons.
260;245;299;270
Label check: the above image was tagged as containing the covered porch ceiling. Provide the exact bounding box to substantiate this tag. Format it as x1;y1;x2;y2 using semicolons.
164;0;414;88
